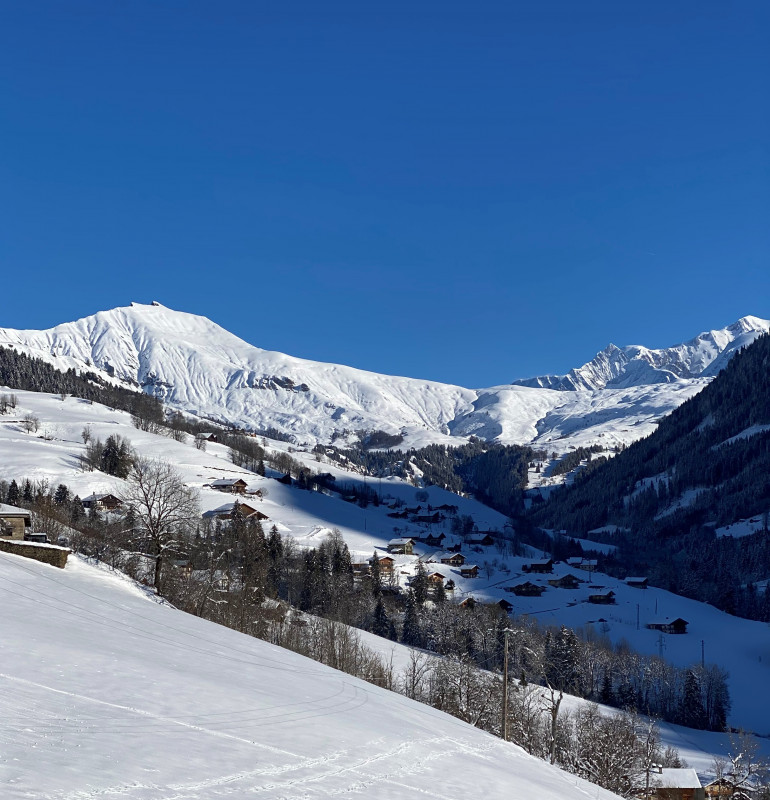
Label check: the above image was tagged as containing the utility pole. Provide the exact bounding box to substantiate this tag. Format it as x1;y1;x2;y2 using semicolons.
502;628;510;741
636;603;640;631
701;639;705;668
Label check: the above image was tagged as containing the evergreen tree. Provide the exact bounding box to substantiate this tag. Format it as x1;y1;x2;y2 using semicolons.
401;589;421;646
412;562;429;607
54;483;70;506
371;597;390;638
7;479;20;506
681;670;708;729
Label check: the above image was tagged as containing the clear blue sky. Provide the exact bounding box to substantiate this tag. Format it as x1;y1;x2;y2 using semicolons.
1;1;767;387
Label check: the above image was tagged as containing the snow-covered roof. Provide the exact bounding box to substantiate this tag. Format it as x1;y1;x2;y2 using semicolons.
625;576;648;583
210;478;247;487
0;503;30;517
652;768;702;789
388;537;415;546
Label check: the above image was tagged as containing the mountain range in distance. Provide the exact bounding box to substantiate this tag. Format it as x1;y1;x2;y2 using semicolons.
0;303;767;453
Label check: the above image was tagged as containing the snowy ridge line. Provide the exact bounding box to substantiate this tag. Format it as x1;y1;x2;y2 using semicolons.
2;302;761;454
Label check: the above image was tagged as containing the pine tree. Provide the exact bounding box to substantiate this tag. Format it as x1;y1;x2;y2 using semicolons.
54;483;70;506
401;589;421;646
371;597;390;637
7;479;20;506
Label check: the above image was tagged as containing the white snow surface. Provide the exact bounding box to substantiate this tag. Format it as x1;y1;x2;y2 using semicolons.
0;551;624;800
0;302;744;452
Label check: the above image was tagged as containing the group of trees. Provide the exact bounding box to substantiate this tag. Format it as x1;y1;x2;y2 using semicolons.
529;334;770;619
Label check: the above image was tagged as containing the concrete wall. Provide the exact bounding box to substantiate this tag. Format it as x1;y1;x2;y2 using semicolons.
0;540;70;568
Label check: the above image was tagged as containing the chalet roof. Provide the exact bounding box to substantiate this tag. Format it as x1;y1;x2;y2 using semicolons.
589;589;615;597
0;503;31;518
203;502;261;518
82;493;120;502
527;559;553;566
466;533;493;542
625;576;648;583
651;768;702;789
566;557;583;565
210;478;248;487
388;537;415;546
460;564;479;571
647;617;688;626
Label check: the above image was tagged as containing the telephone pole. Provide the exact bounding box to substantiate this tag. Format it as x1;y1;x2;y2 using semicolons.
502;628;510;741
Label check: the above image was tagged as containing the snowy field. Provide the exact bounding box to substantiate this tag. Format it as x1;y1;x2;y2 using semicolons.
1;388;769;736
0;551;625;800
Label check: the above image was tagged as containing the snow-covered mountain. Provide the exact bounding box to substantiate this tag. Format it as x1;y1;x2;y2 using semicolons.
0;303;762;452
513;316;769;391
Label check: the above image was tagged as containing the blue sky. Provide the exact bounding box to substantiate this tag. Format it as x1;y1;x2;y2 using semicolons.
1;1;767;387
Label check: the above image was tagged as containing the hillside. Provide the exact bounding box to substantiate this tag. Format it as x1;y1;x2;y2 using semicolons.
529;332;770;617
0;302;748;453
0;550;626;800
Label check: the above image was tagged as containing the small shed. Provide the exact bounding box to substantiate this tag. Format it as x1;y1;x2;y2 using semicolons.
588;589;615;604
497;598;513;613
523;559;553;574
646;618;689;635
0;503;32;540
625;576;649;589
703;778;742;799
459;564;479;579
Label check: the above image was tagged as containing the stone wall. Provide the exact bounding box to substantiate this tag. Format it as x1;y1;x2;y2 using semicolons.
0;540;70;568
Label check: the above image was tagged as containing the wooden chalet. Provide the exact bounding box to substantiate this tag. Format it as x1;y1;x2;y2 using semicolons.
435;504;458;513
459;596;476;609
625;576;649;589
466;532;494;547
387;537;415;555
548;573;582;589
81;493;123;511
413;512;441;525
423;532;446;547
439;552;466;567
351;562;371;577
370;554;395;573
459;564;479;579
506;581;545;597
497;598;513;613
0;503;32;540
588;589;615;604
210;478;248;494
573;558;598;572
277;473;293;485
426;571;446;586
646;617;689;635
703;778;743;799
195;432;219;443
522;559;554;574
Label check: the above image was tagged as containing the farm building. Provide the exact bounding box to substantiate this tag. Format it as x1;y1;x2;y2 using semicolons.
506;581;545;597
439;552;466;567
647;767;704;800
587;589;615;605
459;564;479;579
0;503;32;540
548;574;582;589
625;576;649;589
466;533;494;547
646;618;689;635
209;478;248;494
203;502;268;522
522;559;553;574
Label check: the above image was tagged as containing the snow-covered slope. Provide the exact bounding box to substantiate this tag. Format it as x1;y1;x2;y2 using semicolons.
513;316;769;391
0;551;625;800
0;303;761;452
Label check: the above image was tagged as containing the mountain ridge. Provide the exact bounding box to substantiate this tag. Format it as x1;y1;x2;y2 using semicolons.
0;303;762;453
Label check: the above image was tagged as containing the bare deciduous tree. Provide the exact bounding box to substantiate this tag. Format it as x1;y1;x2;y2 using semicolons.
123;458;200;593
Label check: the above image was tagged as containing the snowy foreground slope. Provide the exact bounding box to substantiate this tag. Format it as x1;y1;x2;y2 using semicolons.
1;302;754;452
0;552;624;800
